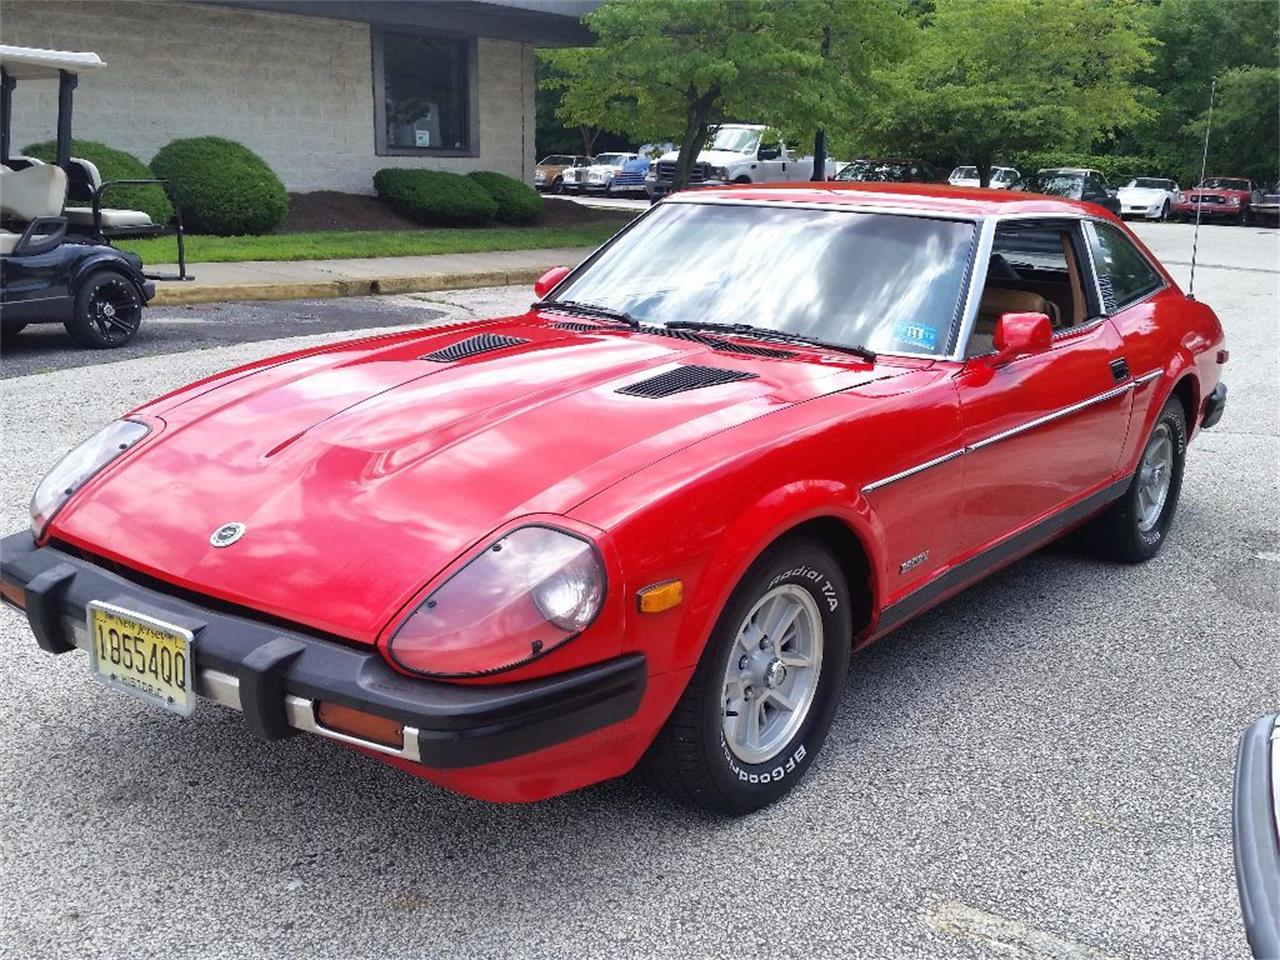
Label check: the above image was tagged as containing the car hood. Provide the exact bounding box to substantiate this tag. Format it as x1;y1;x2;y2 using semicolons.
1118;187;1167;201
53;315;905;642
658;149;754;166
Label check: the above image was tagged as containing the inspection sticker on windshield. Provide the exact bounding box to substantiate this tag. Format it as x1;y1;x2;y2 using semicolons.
894;322;937;351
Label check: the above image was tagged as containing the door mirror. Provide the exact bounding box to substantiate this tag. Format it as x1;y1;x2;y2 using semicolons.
989;312;1053;367
534;265;571;300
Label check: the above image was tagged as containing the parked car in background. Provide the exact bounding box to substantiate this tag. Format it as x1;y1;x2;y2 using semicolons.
1253;182;1280;227
1014;168;1121;216
562;152;637;195
2;182;1227;815
1233;713;1279;958
534;155;591;194
836;158;943;184
948;165;1020;189
1172;177;1264;225
610;154;654;197
1117;177;1180;221
646;124;839;201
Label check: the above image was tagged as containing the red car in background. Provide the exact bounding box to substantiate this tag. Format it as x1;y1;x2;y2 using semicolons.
1;184;1228;814
1172;177;1263;224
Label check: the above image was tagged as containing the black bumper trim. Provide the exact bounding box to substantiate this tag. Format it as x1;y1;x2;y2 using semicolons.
1;532;647;769
1202;382;1227;429
1233;714;1280;959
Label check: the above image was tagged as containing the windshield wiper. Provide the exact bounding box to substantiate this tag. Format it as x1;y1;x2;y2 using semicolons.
665;320;877;362
533;299;638;327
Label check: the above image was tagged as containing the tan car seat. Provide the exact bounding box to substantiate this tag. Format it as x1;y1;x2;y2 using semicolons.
966;287;1060;357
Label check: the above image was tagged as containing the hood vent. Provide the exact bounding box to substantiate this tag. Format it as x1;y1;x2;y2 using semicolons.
550;320;603;333
617;364;757;398
422;333;528;363
639;324;794;359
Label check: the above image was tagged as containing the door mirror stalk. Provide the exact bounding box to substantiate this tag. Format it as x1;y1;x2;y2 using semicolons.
987;312;1053;367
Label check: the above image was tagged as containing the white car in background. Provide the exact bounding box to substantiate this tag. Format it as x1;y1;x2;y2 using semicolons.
561;152;637;194
1117;177;1180;221
948;165;1020;189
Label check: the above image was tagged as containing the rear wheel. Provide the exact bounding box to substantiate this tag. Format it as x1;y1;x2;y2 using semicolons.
65;270;143;349
1082;397;1187;563
642;537;852;815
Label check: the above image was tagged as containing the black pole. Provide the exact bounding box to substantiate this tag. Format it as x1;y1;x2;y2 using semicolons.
811;25;831;181
56;68;78;170
0;69;14;164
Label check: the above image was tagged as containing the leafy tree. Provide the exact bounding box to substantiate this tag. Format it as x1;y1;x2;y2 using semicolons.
543;0;908;189
865;0;1156;186
1131;0;1279;166
1183;65;1280;185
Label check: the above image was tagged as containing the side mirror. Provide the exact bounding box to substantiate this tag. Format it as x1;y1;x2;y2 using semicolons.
988;312;1052;367
758;147;781;161
534;265;571;300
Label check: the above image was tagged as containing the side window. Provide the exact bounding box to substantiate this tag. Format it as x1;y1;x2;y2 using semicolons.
1088;223;1163;312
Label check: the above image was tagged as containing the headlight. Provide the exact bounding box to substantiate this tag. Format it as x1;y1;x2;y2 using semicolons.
710;166;729;180
1229;196;1241;205
385;525;606;678
30;419;150;538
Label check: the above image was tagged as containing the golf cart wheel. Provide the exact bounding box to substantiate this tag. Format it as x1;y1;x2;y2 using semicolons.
66;270;143;349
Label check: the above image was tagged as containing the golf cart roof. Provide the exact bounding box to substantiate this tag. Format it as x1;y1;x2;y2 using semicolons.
0;45;105;80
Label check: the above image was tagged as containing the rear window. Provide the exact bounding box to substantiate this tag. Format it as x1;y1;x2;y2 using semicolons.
1088;223;1163;311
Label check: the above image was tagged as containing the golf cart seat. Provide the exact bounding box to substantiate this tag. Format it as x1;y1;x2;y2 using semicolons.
62;156;154;230
0;163;68;254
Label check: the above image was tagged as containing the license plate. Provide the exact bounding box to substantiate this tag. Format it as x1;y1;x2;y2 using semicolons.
87;602;195;716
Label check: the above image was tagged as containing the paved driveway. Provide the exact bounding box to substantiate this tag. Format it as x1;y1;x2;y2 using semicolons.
0;222;1275;959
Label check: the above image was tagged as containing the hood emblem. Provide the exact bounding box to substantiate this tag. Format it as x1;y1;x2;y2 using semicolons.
210;522;247;548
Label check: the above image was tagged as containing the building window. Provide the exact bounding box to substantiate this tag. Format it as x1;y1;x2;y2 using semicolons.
372;28;476;156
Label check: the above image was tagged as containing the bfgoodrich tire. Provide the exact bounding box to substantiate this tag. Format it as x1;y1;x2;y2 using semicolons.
1083;397;1187;563
65;270;143;349
642;537;852;815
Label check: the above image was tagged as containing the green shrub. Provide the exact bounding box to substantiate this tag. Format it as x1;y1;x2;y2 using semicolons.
150;136;288;235
466;170;543;223
1011;152;1186;187
22;139;173;224
373;168;497;225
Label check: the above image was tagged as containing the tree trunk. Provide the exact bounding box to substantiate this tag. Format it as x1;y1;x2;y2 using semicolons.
673;86;720;190
977;159;992;189
580;125;599;157
811;26;831;182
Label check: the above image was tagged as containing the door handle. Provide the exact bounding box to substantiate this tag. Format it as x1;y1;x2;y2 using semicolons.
1109;357;1131;382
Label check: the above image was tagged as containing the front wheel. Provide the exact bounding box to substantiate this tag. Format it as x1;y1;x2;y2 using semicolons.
1158;200;1170;222
1082;397;1187;563
65;270;143;349
642;537;852;814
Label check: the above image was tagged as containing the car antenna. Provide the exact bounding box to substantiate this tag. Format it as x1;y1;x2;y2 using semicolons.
1188;78;1216;301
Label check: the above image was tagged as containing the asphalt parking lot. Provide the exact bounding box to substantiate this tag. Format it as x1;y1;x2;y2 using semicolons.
0;221;1275;959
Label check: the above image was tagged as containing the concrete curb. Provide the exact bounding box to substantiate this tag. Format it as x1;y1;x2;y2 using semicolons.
152;265;550;306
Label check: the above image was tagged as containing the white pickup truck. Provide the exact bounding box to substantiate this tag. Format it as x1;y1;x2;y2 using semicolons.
646;124;839;201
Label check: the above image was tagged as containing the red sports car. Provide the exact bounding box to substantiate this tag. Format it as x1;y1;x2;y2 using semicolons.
1;183;1228;814
1171;177;1262;224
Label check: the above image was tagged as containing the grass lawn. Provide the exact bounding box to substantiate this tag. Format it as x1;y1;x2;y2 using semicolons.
118;221;630;264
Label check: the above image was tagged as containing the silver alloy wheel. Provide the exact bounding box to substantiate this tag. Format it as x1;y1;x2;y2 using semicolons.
721;583;824;765
1136;422;1174;532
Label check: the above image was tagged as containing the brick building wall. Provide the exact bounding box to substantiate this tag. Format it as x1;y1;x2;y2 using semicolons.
1;0;537;193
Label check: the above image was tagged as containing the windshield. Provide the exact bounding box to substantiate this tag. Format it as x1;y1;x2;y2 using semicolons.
552;203;976;357
540;156;575;166
837;160;914;182
707;127;762;154
951;167;978;180
992;169;1017;183
594;154;629;166
1021;172;1082;196
1199;178;1250;191
1126;178;1173;190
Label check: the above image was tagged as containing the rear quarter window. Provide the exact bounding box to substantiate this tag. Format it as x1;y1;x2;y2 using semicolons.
1088;223;1163;311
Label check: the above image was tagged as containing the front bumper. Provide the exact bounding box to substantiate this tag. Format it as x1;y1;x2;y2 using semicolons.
1233;714;1280;958
1173;202;1240;219
0;532;646;770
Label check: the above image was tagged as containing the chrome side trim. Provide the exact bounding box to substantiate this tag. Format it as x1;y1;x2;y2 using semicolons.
64;614;423;763
965;381;1134;451
861;380;1137;494
1132;368;1162;385
861;448;965;493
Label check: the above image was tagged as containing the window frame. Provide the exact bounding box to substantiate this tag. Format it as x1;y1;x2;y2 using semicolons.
371;25;480;158
1083;220;1167;315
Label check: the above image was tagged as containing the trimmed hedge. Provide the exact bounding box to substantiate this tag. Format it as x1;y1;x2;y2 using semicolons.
22;139;173;224
466;170;543;223
150;137;288;235
373;168;497;225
